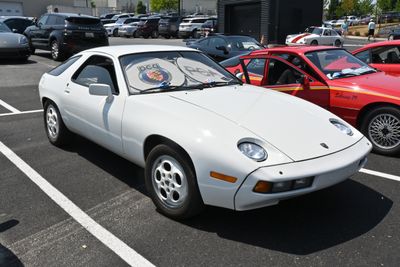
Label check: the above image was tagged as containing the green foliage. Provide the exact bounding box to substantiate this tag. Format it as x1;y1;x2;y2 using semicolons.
137;1;147;14
377;0;393;12
357;0;374;15
327;0;340;19
150;0;179;12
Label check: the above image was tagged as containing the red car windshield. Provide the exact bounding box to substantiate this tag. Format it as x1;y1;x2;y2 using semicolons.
305;49;376;79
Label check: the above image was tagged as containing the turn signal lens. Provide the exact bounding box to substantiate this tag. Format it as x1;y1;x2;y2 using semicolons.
271;181;292;192
253;181;272;193
210;171;237;183
293;177;314;189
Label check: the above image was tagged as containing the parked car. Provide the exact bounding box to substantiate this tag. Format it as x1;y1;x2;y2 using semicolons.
179;16;209;38
286;27;344;47
24;13;108;61
101;13;132;26
379;11;400;23
136;17;161;38
100;13;120;20
104;17;140;37
221;46;400;155
359;15;374;25
118;21;140;38
387;28;400;40
158;16;181;39
38;45;371;219
200;18;218;37
0;21;30;60
352;40;400;74
0;16;34;34
346;16;359;26
188;34;262;61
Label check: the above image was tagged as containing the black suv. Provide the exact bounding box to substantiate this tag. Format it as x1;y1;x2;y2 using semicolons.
158;16;182;39
24;13;108;61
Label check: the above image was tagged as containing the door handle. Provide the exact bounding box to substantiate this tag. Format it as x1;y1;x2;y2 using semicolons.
64;83;70;94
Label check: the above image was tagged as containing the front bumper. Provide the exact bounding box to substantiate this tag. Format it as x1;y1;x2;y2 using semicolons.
235;137;372;210
0;47;30;59
179;30;192;38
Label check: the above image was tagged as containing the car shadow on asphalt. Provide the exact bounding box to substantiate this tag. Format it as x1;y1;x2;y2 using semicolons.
0;59;36;65
62;136;392;255
183;179;393;255
65;135;148;195
0;219;24;267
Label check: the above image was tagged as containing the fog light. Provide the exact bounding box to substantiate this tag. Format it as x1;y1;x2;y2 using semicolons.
271;181;292;192
253;181;272;193
293;177;314;189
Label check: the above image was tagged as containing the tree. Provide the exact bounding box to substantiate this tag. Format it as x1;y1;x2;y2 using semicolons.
137;0;146;14
327;0;340;19
150;0;179;12
396;0;400;11
377;0;394;12
357;0;374;15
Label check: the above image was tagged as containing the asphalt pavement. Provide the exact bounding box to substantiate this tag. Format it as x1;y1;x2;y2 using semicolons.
0;37;399;267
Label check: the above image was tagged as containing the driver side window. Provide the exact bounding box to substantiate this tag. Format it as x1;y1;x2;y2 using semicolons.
37;15;48;26
267;59;302;85
72;56;119;94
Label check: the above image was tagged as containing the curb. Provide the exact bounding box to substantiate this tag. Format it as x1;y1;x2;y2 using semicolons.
345;35;386;41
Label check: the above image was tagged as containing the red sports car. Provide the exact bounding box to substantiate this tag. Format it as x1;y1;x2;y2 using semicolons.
352;40;400;74
221;46;400;156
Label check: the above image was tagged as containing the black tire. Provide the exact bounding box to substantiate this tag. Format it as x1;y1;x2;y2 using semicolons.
133;31;139;38
28;39;35;54
164;34;171;39
151;30;159;38
334;39;342;47
360;106;400;156
145;144;204;220
50;40;65;61
310;40;318;46
112;28;118;37
143;34;149;39
43;101;72;147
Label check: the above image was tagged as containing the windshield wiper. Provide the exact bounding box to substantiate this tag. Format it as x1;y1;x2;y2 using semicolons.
202;80;243;87
138;83;205;94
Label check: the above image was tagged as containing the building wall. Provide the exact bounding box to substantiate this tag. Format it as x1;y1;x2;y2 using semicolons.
0;0;75;17
218;0;323;44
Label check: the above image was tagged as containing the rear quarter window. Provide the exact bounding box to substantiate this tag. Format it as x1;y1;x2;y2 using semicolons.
48;56;81;76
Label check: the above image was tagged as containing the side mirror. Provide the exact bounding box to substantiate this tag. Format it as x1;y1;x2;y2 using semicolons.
299;75;310;87
236;72;244;80
89;83;114;103
216;45;228;54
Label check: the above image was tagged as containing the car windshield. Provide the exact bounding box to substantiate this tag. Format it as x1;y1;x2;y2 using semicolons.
305;49;377;79
0;22;11;32
120;51;241;94
228;37;262;51
311;28;323;35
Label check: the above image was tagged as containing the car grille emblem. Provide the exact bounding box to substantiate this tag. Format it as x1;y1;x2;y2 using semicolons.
320;143;329;149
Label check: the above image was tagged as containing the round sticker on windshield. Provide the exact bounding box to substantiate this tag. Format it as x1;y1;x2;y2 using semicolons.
176;58;228;83
125;58;185;90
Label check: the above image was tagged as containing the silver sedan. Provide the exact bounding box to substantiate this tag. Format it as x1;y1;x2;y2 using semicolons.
0;22;30;61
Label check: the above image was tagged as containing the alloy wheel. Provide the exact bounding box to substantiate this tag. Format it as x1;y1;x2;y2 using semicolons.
151;155;188;209
46;105;59;139
368;113;400;150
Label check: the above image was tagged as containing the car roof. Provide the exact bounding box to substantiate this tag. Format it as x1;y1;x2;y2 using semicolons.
48;13;98;19
85;45;196;57
251;45;339;55
355;40;400;50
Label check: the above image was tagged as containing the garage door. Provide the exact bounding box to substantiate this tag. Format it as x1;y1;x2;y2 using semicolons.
225;2;261;39
0;2;23;16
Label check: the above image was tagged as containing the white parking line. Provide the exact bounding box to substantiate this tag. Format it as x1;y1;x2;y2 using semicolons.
0;142;154;267
0;109;43;117
360;168;400;182
0;99;20;113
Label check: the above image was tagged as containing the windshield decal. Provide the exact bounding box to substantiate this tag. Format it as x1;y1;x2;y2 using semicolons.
125;59;185;90
176;58;228;83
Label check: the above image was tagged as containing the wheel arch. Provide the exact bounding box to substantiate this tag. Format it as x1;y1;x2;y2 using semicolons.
143;134;196;175
356;102;400;128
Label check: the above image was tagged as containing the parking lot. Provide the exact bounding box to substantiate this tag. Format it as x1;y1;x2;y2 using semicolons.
0;37;399;267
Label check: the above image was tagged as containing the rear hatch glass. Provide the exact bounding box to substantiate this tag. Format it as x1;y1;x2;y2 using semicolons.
66;17;101;25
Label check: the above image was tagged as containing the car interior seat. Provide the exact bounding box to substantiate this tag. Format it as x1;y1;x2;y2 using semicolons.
385;51;400;63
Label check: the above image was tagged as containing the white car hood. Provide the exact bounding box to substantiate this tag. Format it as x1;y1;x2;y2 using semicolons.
169;85;362;161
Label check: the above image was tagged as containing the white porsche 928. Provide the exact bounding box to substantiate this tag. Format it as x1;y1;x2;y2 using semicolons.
39;45;371;219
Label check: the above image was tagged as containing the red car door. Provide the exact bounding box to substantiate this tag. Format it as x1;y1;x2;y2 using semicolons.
240;54;330;110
